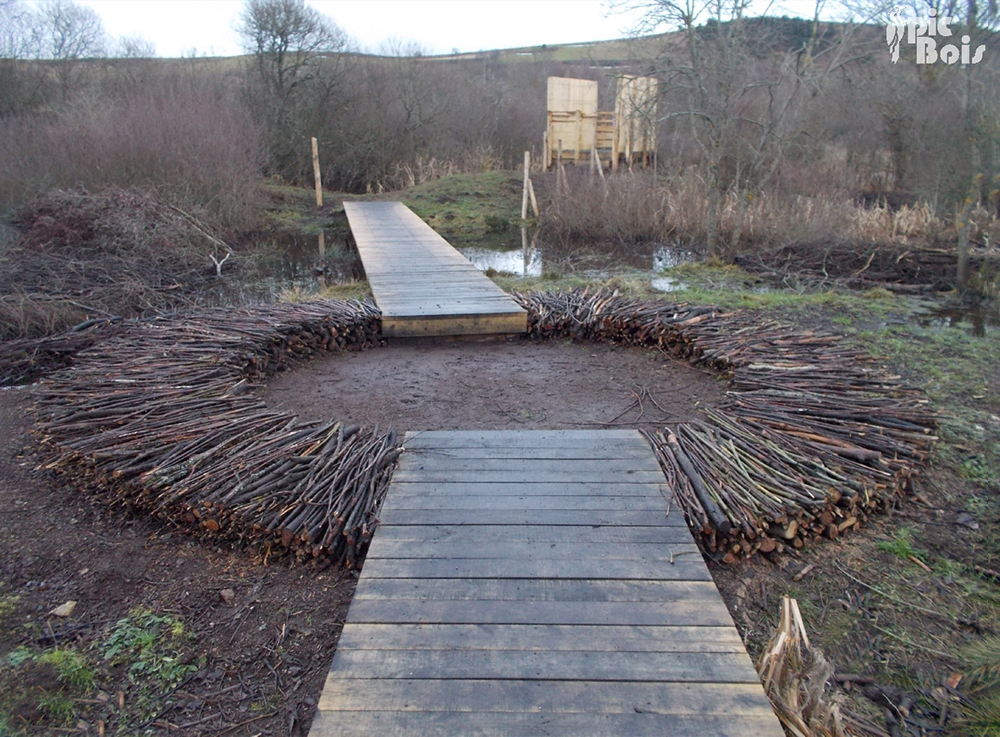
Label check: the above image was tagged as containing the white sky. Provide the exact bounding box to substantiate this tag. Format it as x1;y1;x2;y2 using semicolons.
70;0;829;59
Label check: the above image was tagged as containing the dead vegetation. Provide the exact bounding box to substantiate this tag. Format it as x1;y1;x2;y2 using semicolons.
540;173;1000;292
0;189;238;339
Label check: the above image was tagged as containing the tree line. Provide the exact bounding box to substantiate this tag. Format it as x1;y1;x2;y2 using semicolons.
2;0;999;281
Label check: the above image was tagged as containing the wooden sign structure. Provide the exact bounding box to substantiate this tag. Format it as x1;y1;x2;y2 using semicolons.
543;76;658;172
615;75;659;170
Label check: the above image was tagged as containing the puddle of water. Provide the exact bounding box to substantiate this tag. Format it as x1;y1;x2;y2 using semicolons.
460;234;694;279
460;247;542;276
203;228;358;306
651;276;688;293
654;247;694;271
912;305;999;337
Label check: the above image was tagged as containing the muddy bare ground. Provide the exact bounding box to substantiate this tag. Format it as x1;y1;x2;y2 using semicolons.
261;337;728;431
0;389;356;736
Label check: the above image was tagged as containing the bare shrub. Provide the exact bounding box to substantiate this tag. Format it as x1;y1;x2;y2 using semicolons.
0;82;265;228
538;166;1000;281
0;189;240;338
539;170;861;254
539;172;671;247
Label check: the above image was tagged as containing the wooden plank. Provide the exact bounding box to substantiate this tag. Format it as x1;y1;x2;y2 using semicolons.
404;429;641;445
344;599;730;626
311;709;782;737
383;313;526;338
384;482;669;497
396;458;665;474
335;623;747;653
379;494;669;511
310;430;783;737
365;540;701;560
327;649;760;682
343;201;526;338
358;557;712;581
352;578;721;605
388;469;665;484
318;678;779;715
397;445;655;460
377;508;685;527
370;524;694;544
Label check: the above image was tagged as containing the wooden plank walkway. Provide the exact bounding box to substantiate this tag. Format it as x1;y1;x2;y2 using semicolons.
343;202;527;338
310;430;783;736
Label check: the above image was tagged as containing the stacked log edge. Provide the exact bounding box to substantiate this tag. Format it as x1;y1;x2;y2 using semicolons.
26;289;937;566
514;289;937;563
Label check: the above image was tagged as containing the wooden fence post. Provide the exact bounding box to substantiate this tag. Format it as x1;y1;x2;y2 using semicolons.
311;137;323;209
522;151;530;221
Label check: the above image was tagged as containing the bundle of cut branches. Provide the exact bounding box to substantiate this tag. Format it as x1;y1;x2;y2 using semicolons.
33;298;395;565
515;288;936;561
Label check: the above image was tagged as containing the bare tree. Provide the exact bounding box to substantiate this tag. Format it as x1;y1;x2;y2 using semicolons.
238;0;347;101
1;0;35;58
0;0;44;114
237;0;350;179
36;0;107;99
841;0;999;290
115;35;156;59
619;0;865;257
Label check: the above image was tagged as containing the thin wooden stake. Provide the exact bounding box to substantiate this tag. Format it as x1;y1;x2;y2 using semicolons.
521;226;529;276
557;139;564;194
311;137;323;209
527;176;539;218
522;151;530;221
575;110;583;163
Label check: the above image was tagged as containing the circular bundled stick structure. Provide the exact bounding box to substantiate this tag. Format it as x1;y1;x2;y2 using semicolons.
33;299;398;566
29;288;936;567
514;289;938;561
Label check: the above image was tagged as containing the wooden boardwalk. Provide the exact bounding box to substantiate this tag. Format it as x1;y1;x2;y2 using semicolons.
311;430;782;736
343;202;527;338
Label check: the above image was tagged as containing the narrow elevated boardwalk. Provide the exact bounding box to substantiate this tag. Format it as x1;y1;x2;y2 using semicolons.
343;202;527;338
311;430;782;736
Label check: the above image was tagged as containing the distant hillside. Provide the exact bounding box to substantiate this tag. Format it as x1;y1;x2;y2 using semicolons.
348;17;874;67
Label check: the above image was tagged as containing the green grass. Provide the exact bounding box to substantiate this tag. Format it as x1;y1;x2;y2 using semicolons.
102;607;196;689
876;527;929;562
280;280;372;302
0;583;18;629
37;649;95;691
400;172;526;249
0;647;96;733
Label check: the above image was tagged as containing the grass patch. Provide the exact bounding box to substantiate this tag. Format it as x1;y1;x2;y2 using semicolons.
490;271;665;298
102;607;197;690
876;527;929;563
279;280;372;302
37;649;95;691
0;583;18;630
0;647;95;733
400;172;525;249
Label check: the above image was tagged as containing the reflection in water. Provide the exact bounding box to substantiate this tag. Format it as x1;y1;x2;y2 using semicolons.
206;225;700;308
654;247;693;270
913;305;999;337
460;232;694;279
651;276;688;293
460;247;542;276
201;228;356;306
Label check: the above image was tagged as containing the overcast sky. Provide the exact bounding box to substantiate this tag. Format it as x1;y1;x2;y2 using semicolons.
69;0;828;59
